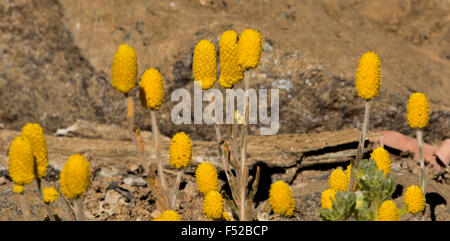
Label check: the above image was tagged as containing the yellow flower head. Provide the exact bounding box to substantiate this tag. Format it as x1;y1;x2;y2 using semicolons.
203;191;224;220
193;40;217;90
219;30;243;88
13;184;25;193
321;189;336;209
153;210;181;221
43;186;59;203
355;51;381;100
407;92;429;129
8;136;35;190
403;185;425;214
139;67;165;110
370;147;391;174
376;200;400;221
60;154;90;199
112;44;137;94
328;168;348;192
169;132;192;169
21;123;48;179
269;181;295;216
195;162;219;195
238;29;262;69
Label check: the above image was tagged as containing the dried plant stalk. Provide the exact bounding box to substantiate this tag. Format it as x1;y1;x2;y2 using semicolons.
416;129;426;221
35;179;55;221
19;192;29;221
151;111;169;195
126;96;148;172
73;197;85;221
348;100;371;191
239;71;250;221
60;196;75;221
146;165;170;211
170;170;182;209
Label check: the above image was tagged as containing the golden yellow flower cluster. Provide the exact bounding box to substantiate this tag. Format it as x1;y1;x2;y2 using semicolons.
328;168;348;192
269;181;295;216
112;44;137;94
139;67;165;110
370;147;391;174
60;154;91;199
403;185;425;214
8;136;35;193
21;123;48;179
321;189;336;209
43;186;59;203
407;92;429;129
355;51;381;100
193;40;217;90
203;191;225;220
376;200;400;221
219;30;243;88
153;210;182;221
195;162;219;195
238;29;262;69
169;132;192;169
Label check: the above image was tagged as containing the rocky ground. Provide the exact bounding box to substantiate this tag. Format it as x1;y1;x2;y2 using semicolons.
0;0;449;220
0;125;448;221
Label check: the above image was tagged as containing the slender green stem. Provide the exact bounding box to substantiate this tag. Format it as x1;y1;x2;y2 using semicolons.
348;100;371;192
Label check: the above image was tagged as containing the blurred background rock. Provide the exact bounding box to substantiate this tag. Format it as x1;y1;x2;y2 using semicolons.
0;0;448;142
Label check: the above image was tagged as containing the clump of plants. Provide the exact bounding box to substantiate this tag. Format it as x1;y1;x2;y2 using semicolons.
320;51;429;221
7;122;92;221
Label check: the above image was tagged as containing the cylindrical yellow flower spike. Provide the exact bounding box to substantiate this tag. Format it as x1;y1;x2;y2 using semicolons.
407;92;430;129
329;168;348;192
203;191;224;220
59;154;91;199
152;210;182;221
193;40;217;90
169;132;192;169
321;189;336;209
403;185;425;214
43;186;59;203
355;51;381;100
269;181;295;216
195;162;219;195
21;123;48;178
376;200;400;221
219;30;244;88
139;67;165;110
370;147;391;174
238;29;262;69
8;136;35;192
112;44;137;94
